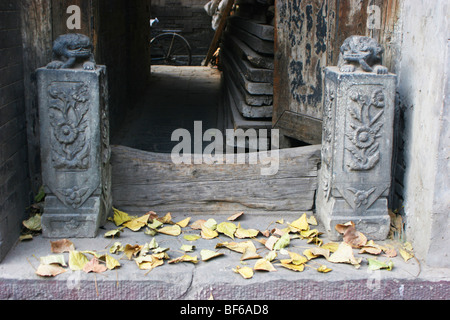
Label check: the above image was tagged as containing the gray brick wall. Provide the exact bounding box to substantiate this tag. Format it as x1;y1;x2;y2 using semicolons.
0;0;31;261
150;0;215;64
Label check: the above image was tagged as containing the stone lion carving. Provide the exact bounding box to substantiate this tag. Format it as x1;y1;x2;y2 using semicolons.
47;33;96;70
338;36;388;74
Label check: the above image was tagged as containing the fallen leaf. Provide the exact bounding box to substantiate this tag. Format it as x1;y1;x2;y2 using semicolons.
328;242;362;268
105;254;121;270
40;254;66;266
288;251;308;265
321;242;340;253
264;250;277;262
240;248;262;261
180;244;195;252
368;258;394;271
35;264;67;277
308;247;330;260
317;265;332;273
399;248;414;262
112;207;132;226
124;244;143;260
203;218;217;230
227;212;244;221
184;234;201;241
335;222;368;248
158;225;182;236
19;234;33;241
23;214;42;231
201;225;218;240
50;239;75;253
176;217;191;228
135;255;164;270
235;224;259;239
289;213;309;232
307;215;318;226
83;257;107;273
280;262;305;272
158;212;173;224
261;230;271;237
254;259;277;272
168;254;198;264
264;235;279;250
217;222;237;239
233;266;254;279
109;242;124;254
201;249;224;261
124;214;151;232
147;219;163;230
190;219;206;230
104;227;124;238
273;233;290;250
69;251;89;271
216;240;256;254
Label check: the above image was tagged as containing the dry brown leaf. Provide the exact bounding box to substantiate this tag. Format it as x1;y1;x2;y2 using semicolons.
168;254;198;264
124;244;143;260
191;219;206;230
83;257;107;273
264;235;279;250
227;212;244;221
35;264;67;277
335;221;367;248
308;247;330;260
50;239;75;253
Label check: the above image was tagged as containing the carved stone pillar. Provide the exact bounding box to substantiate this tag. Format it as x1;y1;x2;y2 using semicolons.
317;36;397;241
37;65;112;238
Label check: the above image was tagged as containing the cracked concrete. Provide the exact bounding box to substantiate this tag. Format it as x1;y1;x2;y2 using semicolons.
1;213;449;300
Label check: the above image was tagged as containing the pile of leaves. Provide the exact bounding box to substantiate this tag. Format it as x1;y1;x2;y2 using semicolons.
25;208;416;280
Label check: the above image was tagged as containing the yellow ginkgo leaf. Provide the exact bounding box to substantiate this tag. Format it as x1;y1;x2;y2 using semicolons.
280;262;305;272
124;244;143;260
180;244;195;252
216;222;237;239
112;207;132;226
227;212;244;221
321;242;340;253
215;240;256;254
307;215;318;226
104;227;124;238
184;234;201;241
201;225;218;240
254;259;277;272
176;217;191;228
105;254;121;270
328;242;362;268
201;249;224;261
233;266;254;279
241;248;262;261
289;213;309;232
124;214;151;232
39;254;66;266
317;265;332;273
158;212;173;224
69;251;89;271
158;225;182;236
235;224;259;239
168;254;198;264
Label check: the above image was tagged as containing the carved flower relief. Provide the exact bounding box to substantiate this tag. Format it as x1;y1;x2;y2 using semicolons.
57;186;89;209
348;187;377;208
54;121;79;144
371;90;385;108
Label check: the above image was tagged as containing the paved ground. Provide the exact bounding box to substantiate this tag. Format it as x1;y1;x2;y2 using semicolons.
111;65;222;153
1;213;449;300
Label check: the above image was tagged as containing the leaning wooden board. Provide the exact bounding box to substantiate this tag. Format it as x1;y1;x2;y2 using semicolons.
111;144;321;216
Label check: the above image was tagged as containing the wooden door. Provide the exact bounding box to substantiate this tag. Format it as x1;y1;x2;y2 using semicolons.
272;0;400;146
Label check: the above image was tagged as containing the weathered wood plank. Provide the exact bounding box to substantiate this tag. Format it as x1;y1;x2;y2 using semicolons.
224;34;274;70
228;15;274;41
228;24;274;55
111;144;321;215
224;72;273;118
222;49;273;95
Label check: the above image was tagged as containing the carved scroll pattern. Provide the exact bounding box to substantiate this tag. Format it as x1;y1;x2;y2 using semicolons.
345;88;385;171
48;82;91;170
321;83;336;201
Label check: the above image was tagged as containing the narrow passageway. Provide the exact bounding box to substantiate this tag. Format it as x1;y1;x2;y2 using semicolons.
111;65;222;153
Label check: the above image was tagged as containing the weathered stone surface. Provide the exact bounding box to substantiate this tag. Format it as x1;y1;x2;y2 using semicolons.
317;65;397;241
37;66;112;238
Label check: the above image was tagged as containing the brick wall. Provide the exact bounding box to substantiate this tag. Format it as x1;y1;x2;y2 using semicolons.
150;0;215;64
0;0;31;261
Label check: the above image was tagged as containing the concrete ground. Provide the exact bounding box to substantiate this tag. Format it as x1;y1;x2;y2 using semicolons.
0;213;449;300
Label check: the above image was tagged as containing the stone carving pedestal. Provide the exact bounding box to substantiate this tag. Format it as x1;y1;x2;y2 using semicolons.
37;66;112;238
317;66;397;241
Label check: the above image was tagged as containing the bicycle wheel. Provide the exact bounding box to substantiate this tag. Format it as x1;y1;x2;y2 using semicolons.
150;33;192;66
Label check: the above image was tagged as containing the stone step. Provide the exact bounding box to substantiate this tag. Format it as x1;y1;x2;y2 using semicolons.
227;24;274;55
228;15;274;41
